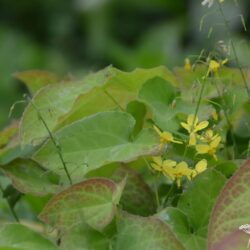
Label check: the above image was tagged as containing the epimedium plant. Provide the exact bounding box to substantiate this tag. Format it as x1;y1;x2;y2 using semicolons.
1;1;250;249
0;60;250;250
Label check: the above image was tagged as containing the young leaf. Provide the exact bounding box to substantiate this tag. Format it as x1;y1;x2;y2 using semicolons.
33;112;159;181
0;223;58;250
208;159;250;250
56;66;177;129
39;177;126;232
138;76;214;132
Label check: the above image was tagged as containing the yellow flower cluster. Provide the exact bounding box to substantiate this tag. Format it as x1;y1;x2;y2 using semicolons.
151;113;222;187
181;114;221;160
151;157;207;188
184;57;228;75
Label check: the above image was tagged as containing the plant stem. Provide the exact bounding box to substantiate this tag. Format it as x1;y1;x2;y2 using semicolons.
162;182;175;207
143;157;160;209
104;89;125;112
29;99;72;185
212;77;236;159
216;0;250;98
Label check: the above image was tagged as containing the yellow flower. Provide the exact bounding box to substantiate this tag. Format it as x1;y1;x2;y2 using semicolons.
181;115;209;134
153;125;182;150
162;160;192;188
199;129;219;143
191;159;207;178
151;157;164;172
181;114;209;145
208;58;228;74
196;136;221;160
184;58;192;70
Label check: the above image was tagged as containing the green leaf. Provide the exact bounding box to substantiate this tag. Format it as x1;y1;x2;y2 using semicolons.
138;76;214;132
114;211;185;250
0;223;58;250
0;122;32;165
39;177;125;231
126;101;146;136
60;224;110;250
208;159;250;250
1;159;60;196
0;145;32;166
232;102;250;138
157;207;205;250
0;121;19;149
20;66;114;146
14;70;59;95
177;169;226;250
215;160;238;178
56;66;178;129
112;165;157;216
33;112;159;180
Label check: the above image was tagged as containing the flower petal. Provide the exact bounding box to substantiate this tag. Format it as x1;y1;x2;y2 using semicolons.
194;121;209;132
196;144;210;154
180;122;191;133
162;160;177;168
195;159;207;173
151;163;162;171
187;114;198;127
210;136;221;148
189;133;196;146
152;157;162;166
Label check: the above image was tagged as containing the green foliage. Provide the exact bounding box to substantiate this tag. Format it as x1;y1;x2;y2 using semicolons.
1;64;250;249
0;224;58;250
208;159;250;250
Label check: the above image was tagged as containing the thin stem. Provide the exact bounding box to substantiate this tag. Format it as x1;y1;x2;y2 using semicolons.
143;157;160;209
162;182;175;207
191;79;207;132
104;89;125;112
212;77;236;159
216;0;250;98
0;183;19;222
29;99;72;185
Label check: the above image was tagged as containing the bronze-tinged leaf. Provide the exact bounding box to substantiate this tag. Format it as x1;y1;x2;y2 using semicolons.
208;159;250;250
39;177;125;232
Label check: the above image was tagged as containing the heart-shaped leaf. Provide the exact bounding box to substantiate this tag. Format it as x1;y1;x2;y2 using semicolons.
176;169;226;250
39;177;125;231
20;66;114;146
208;159;250;250
114;211;185;250
57;66;178;129
33;111;159;181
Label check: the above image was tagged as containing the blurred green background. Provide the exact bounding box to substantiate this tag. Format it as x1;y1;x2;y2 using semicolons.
0;0;250;129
